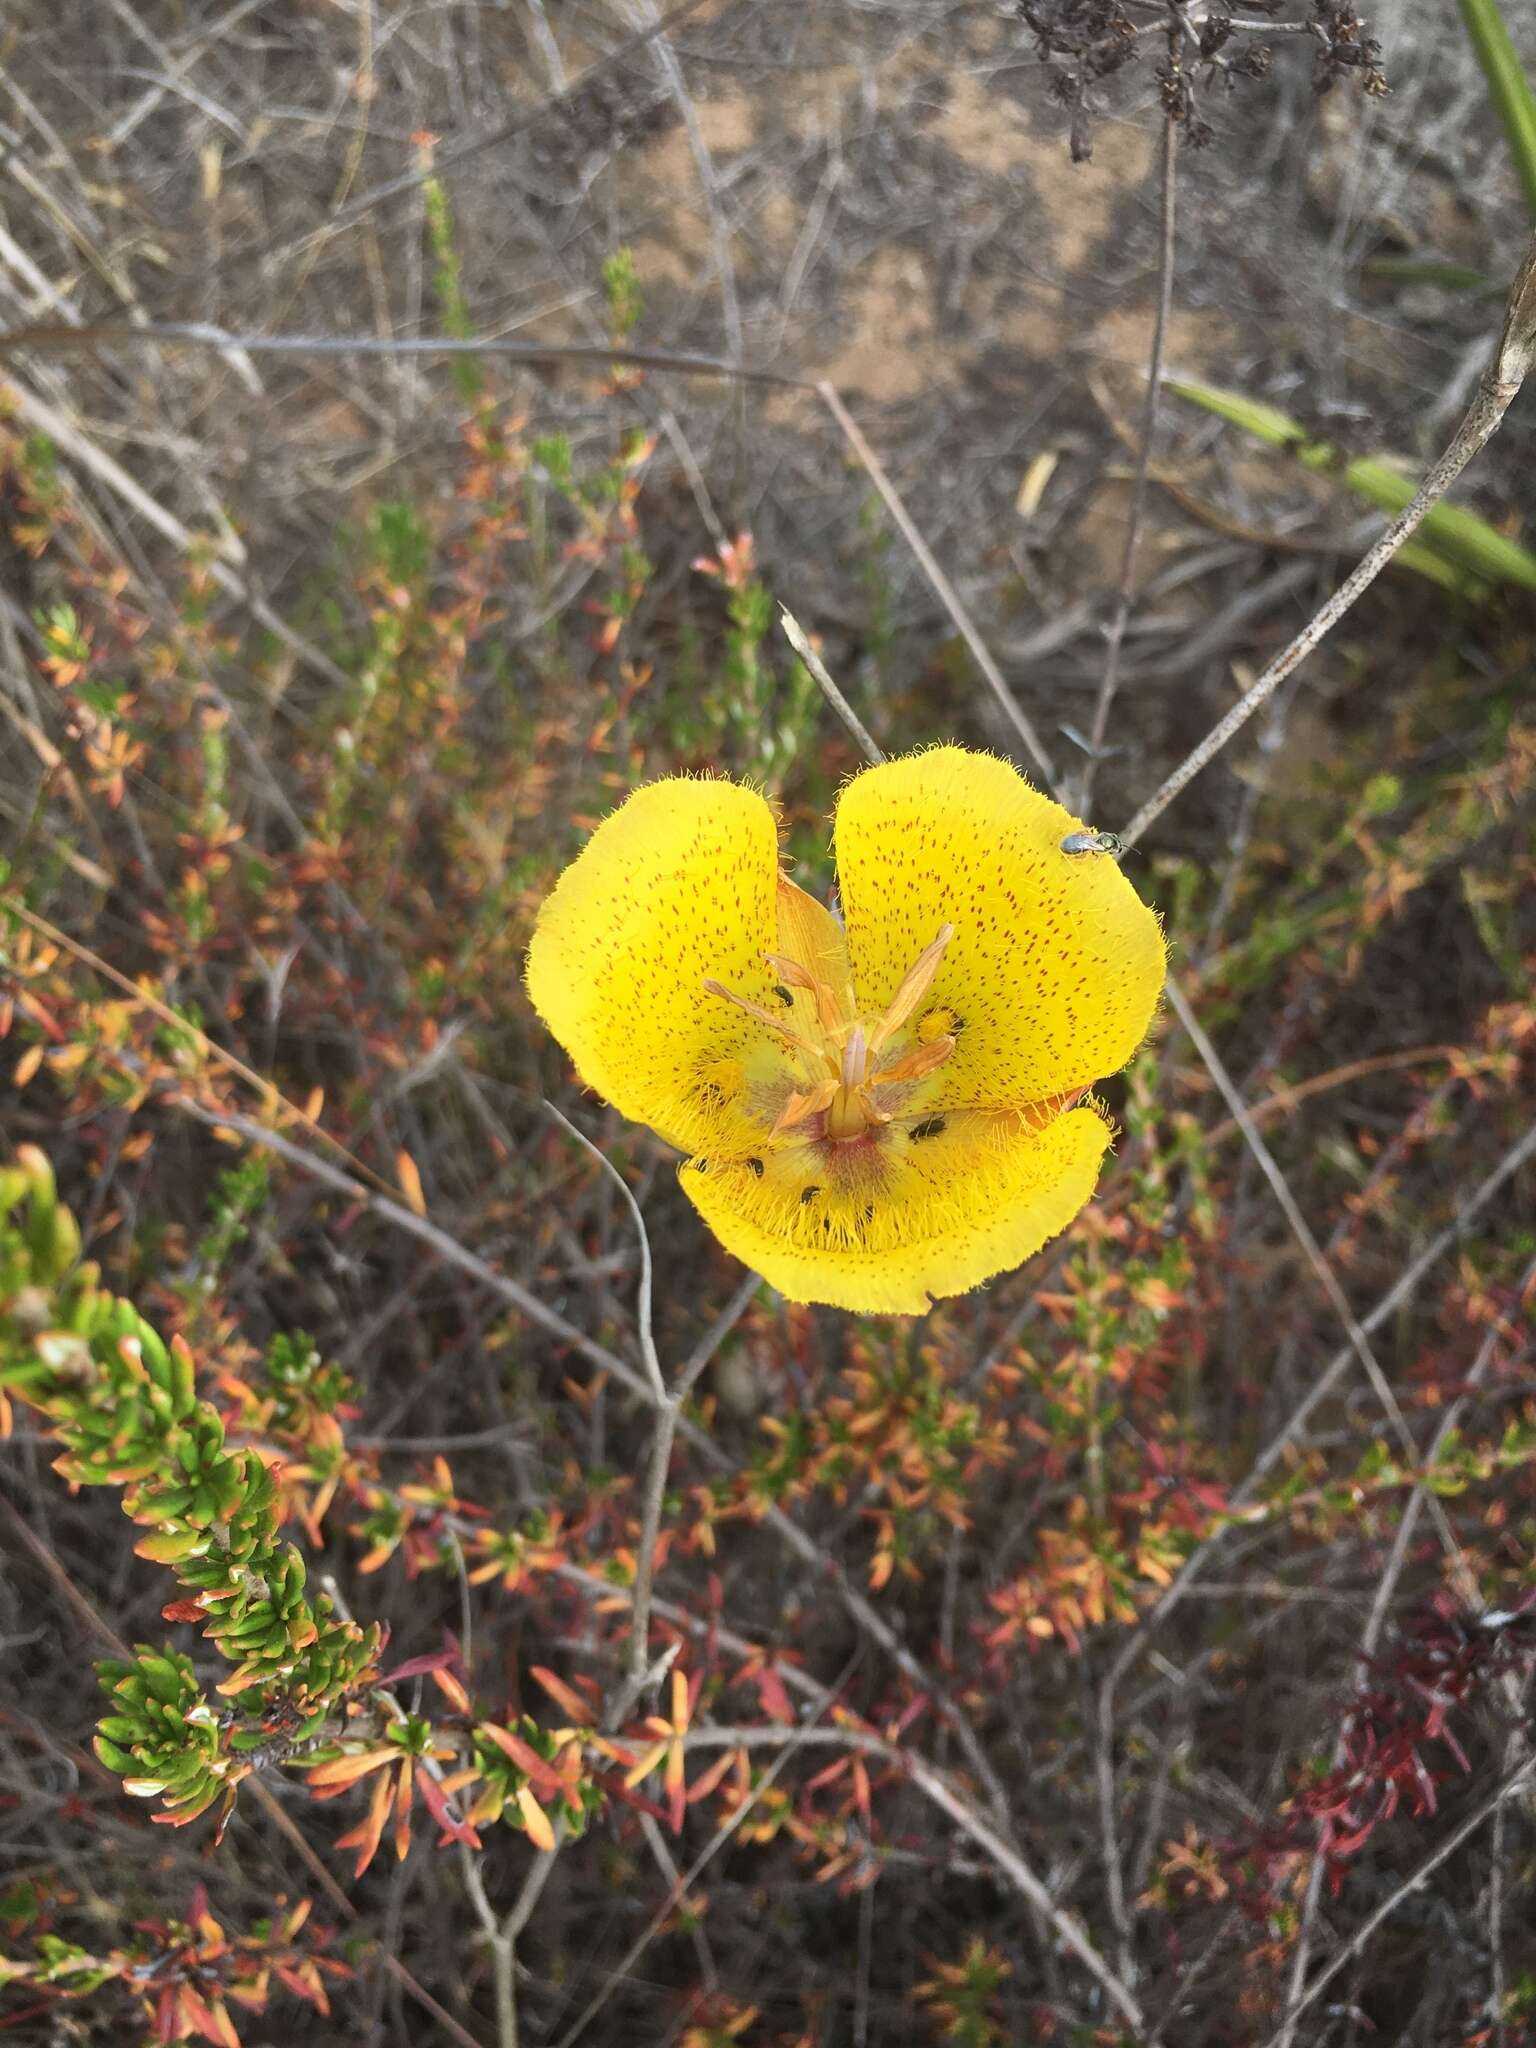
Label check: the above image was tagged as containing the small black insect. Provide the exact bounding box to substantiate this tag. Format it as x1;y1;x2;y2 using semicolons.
909;1116;947;1141
747;1157;765;1178
800;1184;821;1204
772;984;794;1007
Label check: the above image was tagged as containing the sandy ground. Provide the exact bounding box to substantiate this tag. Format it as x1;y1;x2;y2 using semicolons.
2;0;1532;820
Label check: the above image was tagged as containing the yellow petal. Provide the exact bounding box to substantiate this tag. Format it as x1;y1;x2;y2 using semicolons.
679;1103;1111;1313
525;778;783;1152
833;748;1165;1107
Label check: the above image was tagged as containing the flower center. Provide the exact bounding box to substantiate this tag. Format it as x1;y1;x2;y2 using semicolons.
703;918;958;1145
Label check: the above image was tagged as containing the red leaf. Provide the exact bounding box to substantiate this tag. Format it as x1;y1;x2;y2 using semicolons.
379;1641;461;1685
476;1723;563;1794
418;1768;482;1848
753;1666;795;1725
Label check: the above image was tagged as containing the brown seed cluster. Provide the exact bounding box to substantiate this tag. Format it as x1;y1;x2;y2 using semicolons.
1018;0;1387;162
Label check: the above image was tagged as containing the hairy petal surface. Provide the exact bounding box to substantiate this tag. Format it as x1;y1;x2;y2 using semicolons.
525;779;783;1153
679;1104;1111;1314
834;748;1166;1109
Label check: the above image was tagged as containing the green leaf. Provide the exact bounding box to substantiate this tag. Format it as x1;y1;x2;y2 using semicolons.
1169;377;1536;593
0;1361;58;1392
169;1337;196;1414
137;1653;187;1705
1458;0;1536;222
135;1527;208;1565
0;1881;40;1927
1362;773;1404;817
1362;254;1504;297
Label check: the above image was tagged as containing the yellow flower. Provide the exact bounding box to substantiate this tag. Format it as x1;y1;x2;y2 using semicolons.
526;747;1164;1314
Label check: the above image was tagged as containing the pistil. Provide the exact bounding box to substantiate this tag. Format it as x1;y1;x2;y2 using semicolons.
827;1024;871;1141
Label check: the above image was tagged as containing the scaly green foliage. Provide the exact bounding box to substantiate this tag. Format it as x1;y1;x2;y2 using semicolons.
0;1147;381;1827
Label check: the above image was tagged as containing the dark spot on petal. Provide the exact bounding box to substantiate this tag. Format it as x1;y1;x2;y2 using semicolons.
690;1159;709;1173
698;1082;725;1107
861;1204;875;1224
800;1184;821;1204
747;1157;764;1178
909;1117;947;1141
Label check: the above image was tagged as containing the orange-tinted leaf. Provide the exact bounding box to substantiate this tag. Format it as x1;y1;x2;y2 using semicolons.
515;1784;557;1850
335;1768;392;1878
666;1743;686;1832
430;1667;472;1713
396;1149;427;1216
531;1666;598;1725
622;1740;669;1790
307;1746;398;1789
391;1755;413;1861
684;1748;737;1807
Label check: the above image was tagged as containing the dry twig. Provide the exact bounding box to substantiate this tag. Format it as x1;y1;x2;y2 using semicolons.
1117;233;1536;849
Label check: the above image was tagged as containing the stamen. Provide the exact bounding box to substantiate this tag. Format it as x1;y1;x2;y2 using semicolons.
770;1078;838;1136
763;954;818;990
868;924;955;1053
701;978;823;1057
875;1035;955;1086
763;951;847;1037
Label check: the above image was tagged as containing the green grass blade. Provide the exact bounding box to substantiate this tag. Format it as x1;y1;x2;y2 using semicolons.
1391;540;1490;596
1457;0;1536;223
1169;376;1536;593
1361;254;1503;297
